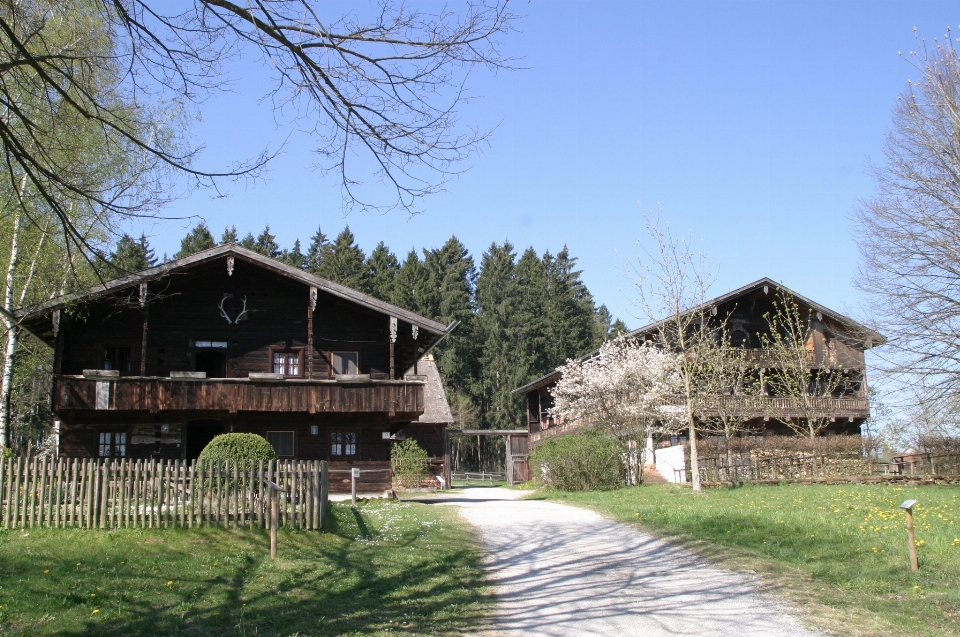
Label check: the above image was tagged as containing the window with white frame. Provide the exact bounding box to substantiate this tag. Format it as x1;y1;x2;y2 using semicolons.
272;349;302;376
98;432;127;458
330;431;357;457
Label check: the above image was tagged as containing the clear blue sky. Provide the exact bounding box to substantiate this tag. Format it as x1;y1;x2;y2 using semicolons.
141;1;959;329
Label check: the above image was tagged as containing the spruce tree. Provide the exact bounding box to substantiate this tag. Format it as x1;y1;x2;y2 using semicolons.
474;241;528;429
280;239;307;270
317;227;368;290
423;237;478;402
304;225;327;274
239;232;256;250
253;226;281;258
174;223;216;258
392;249;428;313
366;242;400;301
221;226;239;244
110;234;153;274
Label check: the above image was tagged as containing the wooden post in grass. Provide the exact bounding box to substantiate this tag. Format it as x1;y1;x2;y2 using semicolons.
263;479;287;559
351;467;360;505
899;499;920;572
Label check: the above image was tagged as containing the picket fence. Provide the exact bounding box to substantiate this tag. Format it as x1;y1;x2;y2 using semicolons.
0;457;328;530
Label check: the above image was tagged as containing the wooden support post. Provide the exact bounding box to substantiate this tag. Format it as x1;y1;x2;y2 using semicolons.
140;283;148;376
389;316;397;380
308;286;317;379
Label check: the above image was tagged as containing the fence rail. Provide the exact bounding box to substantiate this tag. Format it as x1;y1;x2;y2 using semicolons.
0;457;328;530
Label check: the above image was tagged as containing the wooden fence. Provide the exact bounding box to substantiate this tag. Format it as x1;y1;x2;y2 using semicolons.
0;457;328;530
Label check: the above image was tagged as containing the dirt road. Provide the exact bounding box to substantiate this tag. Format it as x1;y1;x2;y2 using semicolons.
433;487;823;637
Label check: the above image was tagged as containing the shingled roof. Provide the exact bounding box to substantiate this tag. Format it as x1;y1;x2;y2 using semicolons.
411;356;454;425
14;243;452;344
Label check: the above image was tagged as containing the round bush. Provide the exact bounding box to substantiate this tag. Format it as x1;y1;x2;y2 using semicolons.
198;433;277;462
530;431;625;491
391;438;429;488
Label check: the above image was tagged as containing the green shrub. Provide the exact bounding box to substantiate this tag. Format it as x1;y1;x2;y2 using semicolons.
391;438;429;488
531;430;625;491
198;433;277;463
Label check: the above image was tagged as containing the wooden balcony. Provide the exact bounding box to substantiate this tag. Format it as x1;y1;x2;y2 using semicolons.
661;395;870;419
53;375;424;417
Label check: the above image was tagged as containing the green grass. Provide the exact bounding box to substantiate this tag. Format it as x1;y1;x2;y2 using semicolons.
539;483;960;637
0;501;492;636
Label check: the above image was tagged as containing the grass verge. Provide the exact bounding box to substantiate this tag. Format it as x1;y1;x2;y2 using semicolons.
0;500;491;636
538;482;960;637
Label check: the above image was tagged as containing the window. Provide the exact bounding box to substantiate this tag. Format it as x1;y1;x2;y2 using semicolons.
266;431;295;457
331;431;357;457
331;351;359;376
98;432;127;458
103;346;132;372
272;350;302;376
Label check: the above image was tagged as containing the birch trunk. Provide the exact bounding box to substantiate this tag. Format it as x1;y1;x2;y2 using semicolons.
0;210;22;449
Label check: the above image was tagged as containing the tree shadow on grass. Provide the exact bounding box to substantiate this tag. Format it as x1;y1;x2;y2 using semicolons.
1;502;492;636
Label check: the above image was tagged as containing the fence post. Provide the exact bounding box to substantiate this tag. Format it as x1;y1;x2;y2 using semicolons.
320;461;328;528
351;467;359;505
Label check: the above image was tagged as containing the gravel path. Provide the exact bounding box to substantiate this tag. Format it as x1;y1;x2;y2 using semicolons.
430;487;823;637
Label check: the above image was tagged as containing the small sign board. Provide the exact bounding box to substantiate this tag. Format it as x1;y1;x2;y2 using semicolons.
899;499;919;511
262;479;287;494
352;468;361;478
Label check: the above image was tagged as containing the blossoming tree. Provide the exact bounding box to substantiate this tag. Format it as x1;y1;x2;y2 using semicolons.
548;337;684;483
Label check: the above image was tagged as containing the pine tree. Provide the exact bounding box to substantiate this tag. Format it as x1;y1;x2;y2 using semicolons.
318;227;368;290
137;234;158;268
280;239;307;270
253;226;281;258
304;225;327;274
239;232;256;251
514;247;550;374
366;242;400;301
174;223;216;258
220;226;239;244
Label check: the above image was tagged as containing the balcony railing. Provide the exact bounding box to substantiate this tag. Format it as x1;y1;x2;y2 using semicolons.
661;394;869;418
53;375;424;415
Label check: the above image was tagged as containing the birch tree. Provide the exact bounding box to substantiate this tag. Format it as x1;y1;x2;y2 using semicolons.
760;291;848;440
625;210;716;493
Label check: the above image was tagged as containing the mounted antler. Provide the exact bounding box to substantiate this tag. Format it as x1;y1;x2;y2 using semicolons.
234;296;248;323
219;294;248;324
219;294;234;324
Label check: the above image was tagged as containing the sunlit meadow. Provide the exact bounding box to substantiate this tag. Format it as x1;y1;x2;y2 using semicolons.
542;483;960;637
0;500;491;636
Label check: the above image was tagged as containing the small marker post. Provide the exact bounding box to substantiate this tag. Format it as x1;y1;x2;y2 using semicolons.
263;479;287;559
351;467;360;505
899;499;920;572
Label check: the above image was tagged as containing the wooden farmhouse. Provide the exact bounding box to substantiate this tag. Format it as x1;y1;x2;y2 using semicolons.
514;278;885;445
14;244;456;494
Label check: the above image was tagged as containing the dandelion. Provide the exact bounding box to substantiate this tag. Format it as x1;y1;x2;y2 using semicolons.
92;609;99;614
90;594;96;597
43;570;49;574
167;581;173;586
76;563;81;567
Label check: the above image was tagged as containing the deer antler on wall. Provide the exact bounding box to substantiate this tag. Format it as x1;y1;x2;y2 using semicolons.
219;294;249;324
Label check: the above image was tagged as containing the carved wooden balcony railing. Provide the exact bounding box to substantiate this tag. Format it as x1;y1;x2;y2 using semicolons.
53;375;424;416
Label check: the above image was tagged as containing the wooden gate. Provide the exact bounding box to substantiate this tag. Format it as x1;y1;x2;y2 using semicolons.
506;433;530;485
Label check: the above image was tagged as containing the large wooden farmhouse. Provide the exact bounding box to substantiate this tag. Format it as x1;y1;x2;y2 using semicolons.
514;278;885;445
14;244;455;492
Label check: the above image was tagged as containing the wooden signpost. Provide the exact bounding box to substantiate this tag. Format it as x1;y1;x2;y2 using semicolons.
351;467;360;505
263;479;287;559
899;499;920;572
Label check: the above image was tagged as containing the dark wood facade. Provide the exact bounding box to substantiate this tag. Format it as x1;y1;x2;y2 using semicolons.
515;278;884;444
16;245;454;482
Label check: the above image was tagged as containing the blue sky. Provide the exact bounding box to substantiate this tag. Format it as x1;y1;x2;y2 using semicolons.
142;1;959;329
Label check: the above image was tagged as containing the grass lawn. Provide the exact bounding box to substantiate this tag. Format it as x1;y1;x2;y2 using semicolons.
0;501;491;636
539;482;960;637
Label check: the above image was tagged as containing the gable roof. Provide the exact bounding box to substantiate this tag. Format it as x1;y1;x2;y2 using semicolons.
14;244;450;343
412;356;454;425
512;277;886;396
